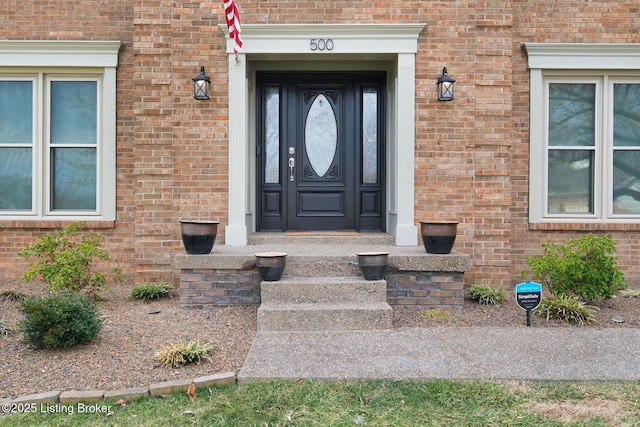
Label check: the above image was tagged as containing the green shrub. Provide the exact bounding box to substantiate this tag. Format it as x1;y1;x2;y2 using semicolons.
523;233;626;302
467;285;506;305
130;282;174;300
17;222;122;298
19;290;103;349
533;294;595;325
155;340;214;368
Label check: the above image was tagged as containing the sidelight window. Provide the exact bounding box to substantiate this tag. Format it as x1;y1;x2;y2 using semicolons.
362;87;378;184
263;85;280;184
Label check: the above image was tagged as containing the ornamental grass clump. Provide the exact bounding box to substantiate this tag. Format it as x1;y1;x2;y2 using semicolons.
155;340;214;368
620;288;640;298
467;285;506;305
524;233;626;303
0;318;11;336
19;290;103;349
533;294;596;325
17;222;122;299
130;282;174;300
423;308;451;321
0;289;27;302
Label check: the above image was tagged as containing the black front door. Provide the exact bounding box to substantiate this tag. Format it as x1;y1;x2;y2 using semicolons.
257;72;385;231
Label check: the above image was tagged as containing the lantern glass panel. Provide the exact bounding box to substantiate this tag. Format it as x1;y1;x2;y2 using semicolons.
193;80;209;100
438;81;454;101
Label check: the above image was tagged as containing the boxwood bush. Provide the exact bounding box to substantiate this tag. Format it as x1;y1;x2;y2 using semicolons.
524;233;626;302
20;290;102;349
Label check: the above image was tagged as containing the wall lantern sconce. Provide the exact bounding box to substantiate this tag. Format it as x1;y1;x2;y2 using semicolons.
192;66;211;100
436;67;456;101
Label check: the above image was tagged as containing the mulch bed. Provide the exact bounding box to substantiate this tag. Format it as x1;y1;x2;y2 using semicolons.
1;280;638;400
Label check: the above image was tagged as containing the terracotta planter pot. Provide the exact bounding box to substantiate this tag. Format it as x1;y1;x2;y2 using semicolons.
180;220;218;254
357;251;389;280
255;252;287;281
420;221;458;254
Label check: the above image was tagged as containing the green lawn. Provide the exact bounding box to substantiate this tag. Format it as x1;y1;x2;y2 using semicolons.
1;379;638;426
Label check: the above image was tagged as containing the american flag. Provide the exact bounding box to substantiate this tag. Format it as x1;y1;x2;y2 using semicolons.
223;0;243;53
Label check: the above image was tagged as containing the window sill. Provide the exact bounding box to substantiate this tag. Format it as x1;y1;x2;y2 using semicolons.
0;220;116;230
528;221;640;231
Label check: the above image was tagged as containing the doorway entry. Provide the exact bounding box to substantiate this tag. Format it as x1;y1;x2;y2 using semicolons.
256;72;386;231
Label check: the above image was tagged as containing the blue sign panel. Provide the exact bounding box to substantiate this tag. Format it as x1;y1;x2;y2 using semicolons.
516;281;542;294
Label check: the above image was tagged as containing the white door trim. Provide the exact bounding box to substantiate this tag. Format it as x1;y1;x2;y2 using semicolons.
221;24;425;246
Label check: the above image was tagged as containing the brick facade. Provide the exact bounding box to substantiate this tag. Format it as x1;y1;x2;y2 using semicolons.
2;1;640;289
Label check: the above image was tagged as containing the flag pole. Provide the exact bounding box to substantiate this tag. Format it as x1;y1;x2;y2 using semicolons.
223;0;243;61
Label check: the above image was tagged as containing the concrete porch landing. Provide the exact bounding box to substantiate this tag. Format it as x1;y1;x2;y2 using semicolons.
174;232;470;316
175;232;468;276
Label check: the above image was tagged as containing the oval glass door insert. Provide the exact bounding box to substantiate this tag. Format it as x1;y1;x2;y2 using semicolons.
305;94;337;178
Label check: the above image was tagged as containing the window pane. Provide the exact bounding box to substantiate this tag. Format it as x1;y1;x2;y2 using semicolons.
613;150;640;214
0;148;32;210
362;88;378;184
51;147;96;210
613;84;640;147
305;94;337;178
0;81;33;211
548;149;593;214
264;86;279;184
0;81;32;144
50;81;97;145
612;84;640;214
548;83;595;147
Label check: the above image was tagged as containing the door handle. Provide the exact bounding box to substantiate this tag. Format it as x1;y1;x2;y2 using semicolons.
288;157;295;181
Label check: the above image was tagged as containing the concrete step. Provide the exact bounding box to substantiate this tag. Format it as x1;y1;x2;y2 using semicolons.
249;232;395;246
284;256;362;277
261;277;387;304
257;302;393;331
245;233;405;332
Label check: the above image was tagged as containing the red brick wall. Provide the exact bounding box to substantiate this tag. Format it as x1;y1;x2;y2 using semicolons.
0;0;137;281
510;0;640;288
2;1;640;289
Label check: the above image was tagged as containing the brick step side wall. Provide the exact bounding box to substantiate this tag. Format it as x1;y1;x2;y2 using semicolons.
386;272;465;308
179;269;464;309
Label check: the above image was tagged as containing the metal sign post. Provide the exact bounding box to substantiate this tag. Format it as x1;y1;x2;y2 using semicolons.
515;281;542;326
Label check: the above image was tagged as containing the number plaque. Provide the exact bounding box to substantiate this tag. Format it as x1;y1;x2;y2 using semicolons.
310;39;334;51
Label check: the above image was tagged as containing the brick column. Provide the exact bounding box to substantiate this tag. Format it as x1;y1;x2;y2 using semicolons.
132;0;175;283
473;2;514;286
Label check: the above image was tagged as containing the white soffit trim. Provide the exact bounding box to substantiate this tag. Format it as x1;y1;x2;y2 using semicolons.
219;24;425;54
524;43;640;69
0;40;122;67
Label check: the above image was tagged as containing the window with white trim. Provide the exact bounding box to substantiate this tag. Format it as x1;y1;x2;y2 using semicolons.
0;40;120;221
525;43;640;223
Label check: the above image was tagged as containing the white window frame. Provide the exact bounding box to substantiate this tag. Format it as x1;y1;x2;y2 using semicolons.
0;40;120;221
525;43;640;224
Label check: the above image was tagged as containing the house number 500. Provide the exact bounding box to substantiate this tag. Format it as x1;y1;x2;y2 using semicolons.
310;39;334;51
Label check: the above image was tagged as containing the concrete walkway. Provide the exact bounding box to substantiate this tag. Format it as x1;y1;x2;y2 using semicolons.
238;327;640;382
